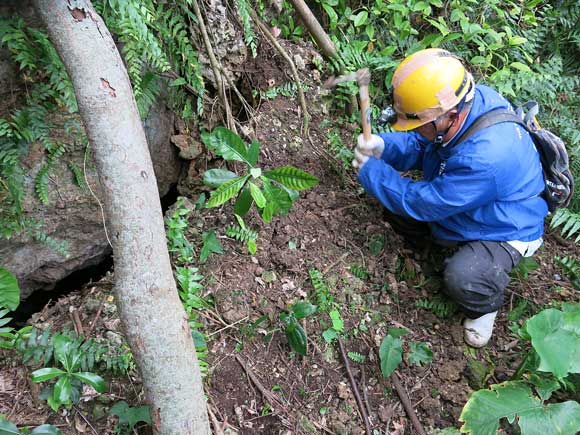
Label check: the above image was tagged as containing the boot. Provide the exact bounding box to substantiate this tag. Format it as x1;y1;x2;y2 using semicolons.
464;311;498;348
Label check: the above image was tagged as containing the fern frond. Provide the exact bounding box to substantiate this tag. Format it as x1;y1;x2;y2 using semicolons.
347;351;366;363
235;0;257;58
33;230;70;258
225;224;258;244
415;295;457;319
350;264;370;280
68;162;86;190
550;209;580;242
136;70;160;118
554;255;580;290
34;164;50;205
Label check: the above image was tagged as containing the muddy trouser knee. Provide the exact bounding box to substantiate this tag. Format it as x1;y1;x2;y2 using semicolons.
442;241;522;319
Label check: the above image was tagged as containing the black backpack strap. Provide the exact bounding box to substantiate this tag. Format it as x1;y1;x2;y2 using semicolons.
454;108;528;145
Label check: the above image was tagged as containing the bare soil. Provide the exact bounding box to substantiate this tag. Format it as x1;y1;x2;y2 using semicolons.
2;39;579;435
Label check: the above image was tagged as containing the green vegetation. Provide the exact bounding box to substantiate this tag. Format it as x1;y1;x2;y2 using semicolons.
30;334;106;411
459;304;580;434
0;419;60;435
280;301;317;355
202;127;319;222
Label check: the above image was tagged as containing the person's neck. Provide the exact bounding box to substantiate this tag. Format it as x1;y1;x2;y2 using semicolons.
442;103;472;143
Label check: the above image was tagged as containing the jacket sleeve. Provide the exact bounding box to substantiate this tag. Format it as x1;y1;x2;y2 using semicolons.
377;131;426;171
357;155;497;222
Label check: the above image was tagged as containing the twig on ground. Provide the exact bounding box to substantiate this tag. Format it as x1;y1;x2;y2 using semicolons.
250;8;310;135
235;355;291;424
208;405;225;435
391;371;427;435
235;355;337;435
337;337;372;435
73;405;99;435
323;252;349;276
366;339;427;435
361;367;373;420
207;316;249;338
69;308;84;336
86;295;106;337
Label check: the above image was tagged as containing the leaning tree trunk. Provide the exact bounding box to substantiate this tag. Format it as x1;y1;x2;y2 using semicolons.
33;1;210;434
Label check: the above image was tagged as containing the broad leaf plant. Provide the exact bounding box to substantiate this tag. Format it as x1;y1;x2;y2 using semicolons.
202;127;319;222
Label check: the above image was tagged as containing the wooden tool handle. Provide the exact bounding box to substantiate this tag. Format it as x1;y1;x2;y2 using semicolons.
359;83;372;142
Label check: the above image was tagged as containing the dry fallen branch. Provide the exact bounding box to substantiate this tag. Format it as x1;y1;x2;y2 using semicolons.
337;337;372;435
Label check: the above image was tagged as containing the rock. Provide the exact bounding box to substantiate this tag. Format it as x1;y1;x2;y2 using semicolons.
293;54;306;70
190;0;247;88
261;270;277;283
336;381;350;400
142;99;182;197
171;134;203;160
0;98;180;300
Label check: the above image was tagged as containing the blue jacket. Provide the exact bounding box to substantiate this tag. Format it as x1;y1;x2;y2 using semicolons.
358;84;548;242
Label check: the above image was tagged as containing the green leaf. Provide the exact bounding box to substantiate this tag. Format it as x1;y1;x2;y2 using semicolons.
201;127;252;165
408;341;433;366
109;401;152;428
379;335;402;378
249;181;266;208
284;318;307;355
352;10;368;27
206;175;250;208
510;61;531;72
263;166;319;191
31;425;61;435
322;328;338;343
247;239;257;255
529;373;561;401
233;187;253;217
387;327;410;339
0;267;20;311
31;367;65;382
52;334;75;371
170;77;187;86
250;167;262;178
321;3;338;30
329;310;344;332
53;375;72;405
203;168;238;187
292;301;317;320
72;372;106;393
459;381;580;435
525;308;580;378
368;235;384;256
509;36;527;45
248;140;260;166
0;419;20;435
199;230;224;264
261;178;292;220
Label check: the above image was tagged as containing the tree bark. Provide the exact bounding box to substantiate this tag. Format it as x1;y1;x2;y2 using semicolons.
287;0;337;59
33;2;210;434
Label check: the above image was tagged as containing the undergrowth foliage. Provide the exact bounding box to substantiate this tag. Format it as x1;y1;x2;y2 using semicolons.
0;0;208;246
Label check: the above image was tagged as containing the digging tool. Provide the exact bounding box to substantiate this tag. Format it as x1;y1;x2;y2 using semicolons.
324;68;372;143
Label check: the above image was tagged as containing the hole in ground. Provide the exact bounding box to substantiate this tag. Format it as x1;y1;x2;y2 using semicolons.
10;183;181;326
10;255;114;327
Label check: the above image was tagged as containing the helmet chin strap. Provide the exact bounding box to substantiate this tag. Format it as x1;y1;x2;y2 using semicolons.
432;118;453;146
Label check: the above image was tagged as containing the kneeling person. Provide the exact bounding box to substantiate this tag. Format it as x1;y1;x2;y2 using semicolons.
353;49;547;347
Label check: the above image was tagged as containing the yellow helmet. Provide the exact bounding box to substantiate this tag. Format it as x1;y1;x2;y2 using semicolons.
391;48;474;131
